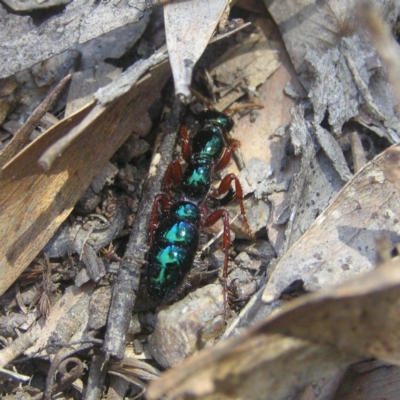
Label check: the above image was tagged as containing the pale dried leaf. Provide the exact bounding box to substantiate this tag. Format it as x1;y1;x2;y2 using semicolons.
147;333;357;400
147;258;400;400
2;0;71;11
164;0;228;99
210;31;280;111
262;259;400;364
264;0;400;140
263;144;400;303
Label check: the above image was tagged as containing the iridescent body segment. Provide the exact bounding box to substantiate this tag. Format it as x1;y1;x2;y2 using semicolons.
147;201;200;300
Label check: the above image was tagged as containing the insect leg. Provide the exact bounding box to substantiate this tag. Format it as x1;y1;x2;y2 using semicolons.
209;174;254;238
149;194;171;245
214;140;240;172
162;159;182;198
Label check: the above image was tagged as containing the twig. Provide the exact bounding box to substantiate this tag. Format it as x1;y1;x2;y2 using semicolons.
343;52;386;121
103;99;185;360
0;74;71;169
0;367;30;381
84;353;108;400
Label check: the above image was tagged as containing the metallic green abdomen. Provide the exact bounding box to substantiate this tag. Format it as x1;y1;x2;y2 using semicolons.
147;210;200;300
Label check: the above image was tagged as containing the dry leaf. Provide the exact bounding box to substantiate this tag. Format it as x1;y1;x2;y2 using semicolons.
147;258;400;400
2;0;71;11
263;144;400;303
0;62;170;296
333;360;400;400
0;2;151;79
147;333;356;400
0;4;151;79
264;0;400;141
164;0;228;99
209;30;280;111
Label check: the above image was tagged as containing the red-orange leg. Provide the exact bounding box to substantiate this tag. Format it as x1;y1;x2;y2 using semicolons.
209;174;254;238
214;141;240;172
149;194;171;245
204;209;231;310
180;126;191;164
162;159;182;198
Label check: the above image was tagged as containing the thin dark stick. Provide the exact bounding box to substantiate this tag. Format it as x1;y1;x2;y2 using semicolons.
0;74;71;169
83;353;108;400
103;99;185;360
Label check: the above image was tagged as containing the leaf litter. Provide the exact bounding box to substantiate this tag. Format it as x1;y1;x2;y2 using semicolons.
1;0;400;399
